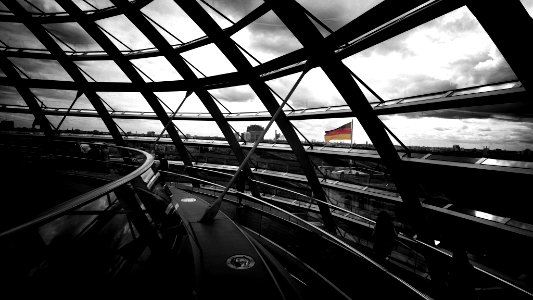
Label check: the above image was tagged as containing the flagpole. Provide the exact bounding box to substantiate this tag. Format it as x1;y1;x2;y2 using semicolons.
350;119;353;149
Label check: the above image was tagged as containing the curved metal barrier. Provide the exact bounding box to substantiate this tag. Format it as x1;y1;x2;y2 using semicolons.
170;165;533;299
0;141;153;238
161;170;432;299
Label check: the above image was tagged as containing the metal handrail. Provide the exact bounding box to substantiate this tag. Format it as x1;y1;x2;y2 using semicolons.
161;170;431;299
170;166;533;297
0;143;153;239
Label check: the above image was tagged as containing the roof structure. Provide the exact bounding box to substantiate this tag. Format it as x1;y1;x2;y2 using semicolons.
1;0;533;296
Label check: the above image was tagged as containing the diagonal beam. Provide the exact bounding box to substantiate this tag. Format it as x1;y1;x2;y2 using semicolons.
110;0;261;198
466;0;533;94
265;0;455;293
175;0;336;231
55;0;193;165
1;0;126;146
0;54;54;137
263;0;423;221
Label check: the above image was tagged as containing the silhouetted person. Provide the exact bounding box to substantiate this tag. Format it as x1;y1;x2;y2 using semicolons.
158;153;169;171
373;211;397;261
447;244;477;299
87;145;101;160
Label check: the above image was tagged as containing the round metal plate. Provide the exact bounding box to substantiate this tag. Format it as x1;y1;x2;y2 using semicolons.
226;255;255;270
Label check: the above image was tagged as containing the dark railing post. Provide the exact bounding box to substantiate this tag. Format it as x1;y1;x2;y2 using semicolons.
115;182;164;253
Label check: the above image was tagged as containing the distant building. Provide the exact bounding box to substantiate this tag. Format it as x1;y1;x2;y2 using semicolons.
246;124;264;142
147;131;156;137
452;144;461;151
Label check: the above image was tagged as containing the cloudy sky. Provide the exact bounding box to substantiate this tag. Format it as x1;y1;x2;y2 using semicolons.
1;0;533;151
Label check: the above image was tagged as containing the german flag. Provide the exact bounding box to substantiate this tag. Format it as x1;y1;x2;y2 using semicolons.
324;122;352;142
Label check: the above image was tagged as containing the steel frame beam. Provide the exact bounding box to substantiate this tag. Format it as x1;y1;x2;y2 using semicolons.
466;0;533;94
110;0;260;198
264;1;475;292
174;0;336;231
0;3;269;62
55;0;193;165
1;0;126;146
3;83;524;122
0;0;153;23
0;54;54;136
0;0;462;89
264;0;423;219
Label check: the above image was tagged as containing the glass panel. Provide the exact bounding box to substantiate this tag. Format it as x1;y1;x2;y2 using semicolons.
343;6;517;101
30;88;95;110
112;118;166;137
197;0;233;29
154;91;209;113
141;0;205;44
231;10;304;64
130;56;183;82
72;0;113;10
0;22;45;49
50;115;107;132
9;57;73;81
0;86;25;106
96;14;155;51
266;68;348;109
198;0;263;25
181;43;237;77
380;103;533;154
173;120;224;142
210;84;268;113
75;60;131;82
19;0;65;13
297;0;384;32
43;23;103;52
96;92;153;112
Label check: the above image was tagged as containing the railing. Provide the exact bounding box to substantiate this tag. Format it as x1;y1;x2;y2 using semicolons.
161;170;432;299
0;140;163;286
169;165;533;299
0;141;153;238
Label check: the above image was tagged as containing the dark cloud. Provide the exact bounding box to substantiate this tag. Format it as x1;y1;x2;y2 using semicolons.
249;31;302;57
0;22;44;49
0;85;25;105
206;0;263;21
449;52;516;88
439;8;480;34
43;23;100;49
434;127;450;131
8;57;72;81
363;35;415;58
381;75;457;99
290;87;324;108
212;86;256;103
289;86;344;108
19;0;64;13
